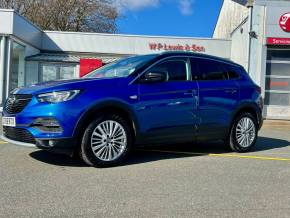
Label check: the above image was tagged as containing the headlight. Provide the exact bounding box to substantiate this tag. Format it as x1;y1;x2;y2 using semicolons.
37;90;80;103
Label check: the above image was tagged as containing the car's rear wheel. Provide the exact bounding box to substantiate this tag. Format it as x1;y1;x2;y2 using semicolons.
228;112;258;152
80;114;132;167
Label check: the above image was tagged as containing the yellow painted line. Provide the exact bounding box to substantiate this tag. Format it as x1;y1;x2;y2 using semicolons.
137;149;206;156
0;141;8;144
209;153;290;162
138;149;290;162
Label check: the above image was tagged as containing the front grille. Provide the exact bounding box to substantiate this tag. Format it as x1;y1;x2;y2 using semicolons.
3;127;35;144
4;94;32;114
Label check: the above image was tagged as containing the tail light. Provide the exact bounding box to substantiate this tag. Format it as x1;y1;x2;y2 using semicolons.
256;86;261;94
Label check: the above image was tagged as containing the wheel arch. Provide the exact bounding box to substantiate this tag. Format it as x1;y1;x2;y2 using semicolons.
230;102;262;128
72;100;140;148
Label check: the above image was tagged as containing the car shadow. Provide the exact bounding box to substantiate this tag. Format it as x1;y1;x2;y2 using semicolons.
29;151;88;167
251;136;290;152
29;136;289;167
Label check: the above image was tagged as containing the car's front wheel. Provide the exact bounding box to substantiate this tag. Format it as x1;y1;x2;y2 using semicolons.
228;112;258;152
80;114;132;167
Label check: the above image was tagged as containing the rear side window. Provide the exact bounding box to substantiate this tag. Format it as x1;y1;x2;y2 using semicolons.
224;65;241;80
151;60;187;81
192;58;241;81
196;58;227;81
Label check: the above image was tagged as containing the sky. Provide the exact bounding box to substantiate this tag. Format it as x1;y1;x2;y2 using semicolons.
115;0;223;38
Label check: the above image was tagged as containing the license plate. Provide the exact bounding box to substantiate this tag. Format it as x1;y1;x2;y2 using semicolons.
2;117;16;127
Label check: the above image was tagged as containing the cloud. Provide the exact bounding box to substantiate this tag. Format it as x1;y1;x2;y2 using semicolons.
179;0;194;16
114;0;160;12
114;0;194;16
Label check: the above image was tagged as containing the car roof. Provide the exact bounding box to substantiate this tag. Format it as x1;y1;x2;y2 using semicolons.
154;51;242;68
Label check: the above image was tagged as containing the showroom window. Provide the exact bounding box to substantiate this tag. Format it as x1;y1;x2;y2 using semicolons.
41;63;77;82
10;41;25;91
265;49;290;106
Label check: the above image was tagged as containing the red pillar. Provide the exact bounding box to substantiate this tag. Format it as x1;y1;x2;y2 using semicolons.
79;59;103;77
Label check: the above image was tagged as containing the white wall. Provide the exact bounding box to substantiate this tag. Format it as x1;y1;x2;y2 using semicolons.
248;5;267;91
0;10;13;35
230;19;249;69
213;0;248;39
42;31;232;59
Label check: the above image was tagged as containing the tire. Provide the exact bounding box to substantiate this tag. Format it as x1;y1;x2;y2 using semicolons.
80;113;132;167
228;112;258;153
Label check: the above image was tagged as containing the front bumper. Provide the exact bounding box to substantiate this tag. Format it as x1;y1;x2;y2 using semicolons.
1;130;77;156
35;137;77;156
1;98;86;156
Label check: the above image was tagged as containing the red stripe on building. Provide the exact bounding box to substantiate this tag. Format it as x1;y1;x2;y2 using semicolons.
267;37;290;45
270;81;289;87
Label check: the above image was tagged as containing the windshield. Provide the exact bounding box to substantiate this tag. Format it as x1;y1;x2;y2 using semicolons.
84;54;157;78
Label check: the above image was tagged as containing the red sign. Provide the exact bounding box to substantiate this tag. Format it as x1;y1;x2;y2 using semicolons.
149;43;205;52
80;59;103;77
279;12;290;32
267;37;290;45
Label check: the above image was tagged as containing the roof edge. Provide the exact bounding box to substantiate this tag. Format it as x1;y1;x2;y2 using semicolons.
44;30;231;41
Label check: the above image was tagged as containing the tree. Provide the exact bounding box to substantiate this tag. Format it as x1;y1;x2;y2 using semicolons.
0;0;119;33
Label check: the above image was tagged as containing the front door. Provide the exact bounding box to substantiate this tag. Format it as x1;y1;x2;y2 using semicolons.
136;58;198;144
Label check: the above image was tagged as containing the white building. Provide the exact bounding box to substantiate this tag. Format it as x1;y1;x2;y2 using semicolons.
215;0;290;119
0;0;290;120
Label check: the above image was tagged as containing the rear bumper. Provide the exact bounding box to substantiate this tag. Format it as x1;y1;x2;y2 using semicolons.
257;111;264;130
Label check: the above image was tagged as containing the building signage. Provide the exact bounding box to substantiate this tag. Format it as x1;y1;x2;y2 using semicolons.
279;12;290;32
267;37;290;45
149;42;206;52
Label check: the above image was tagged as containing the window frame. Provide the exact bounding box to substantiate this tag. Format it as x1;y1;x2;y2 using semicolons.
138;57;191;83
191;57;241;82
131;55;241;85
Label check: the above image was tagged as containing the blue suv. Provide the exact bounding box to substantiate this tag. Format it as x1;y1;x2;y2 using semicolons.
2;52;263;167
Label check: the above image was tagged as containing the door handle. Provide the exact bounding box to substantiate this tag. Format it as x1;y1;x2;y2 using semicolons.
195;95;199;109
184;90;193;96
184;90;197;96
225;89;237;94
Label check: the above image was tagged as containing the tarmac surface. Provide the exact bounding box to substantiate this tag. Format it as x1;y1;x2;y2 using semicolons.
0;124;290;217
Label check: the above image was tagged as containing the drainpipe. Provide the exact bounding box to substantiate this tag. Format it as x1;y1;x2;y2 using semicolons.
0;36;6;107
247;0;254;73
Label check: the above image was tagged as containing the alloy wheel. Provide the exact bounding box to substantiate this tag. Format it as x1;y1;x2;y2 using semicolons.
235;117;256;148
90;120;127;161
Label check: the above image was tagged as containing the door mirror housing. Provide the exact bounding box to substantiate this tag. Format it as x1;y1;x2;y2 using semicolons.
140;71;168;83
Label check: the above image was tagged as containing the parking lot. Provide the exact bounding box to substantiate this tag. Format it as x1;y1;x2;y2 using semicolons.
1;124;290;218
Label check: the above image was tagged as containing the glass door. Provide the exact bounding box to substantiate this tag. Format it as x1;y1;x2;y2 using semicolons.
10;41;25;91
265;49;290;106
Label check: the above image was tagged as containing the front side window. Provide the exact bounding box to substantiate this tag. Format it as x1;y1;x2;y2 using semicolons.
149;59;187;81
85;55;157;79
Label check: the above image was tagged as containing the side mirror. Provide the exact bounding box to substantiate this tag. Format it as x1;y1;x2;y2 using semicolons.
140;71;168;83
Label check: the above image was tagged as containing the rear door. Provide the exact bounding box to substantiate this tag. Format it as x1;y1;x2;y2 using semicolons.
136;57;199;144
191;58;240;140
